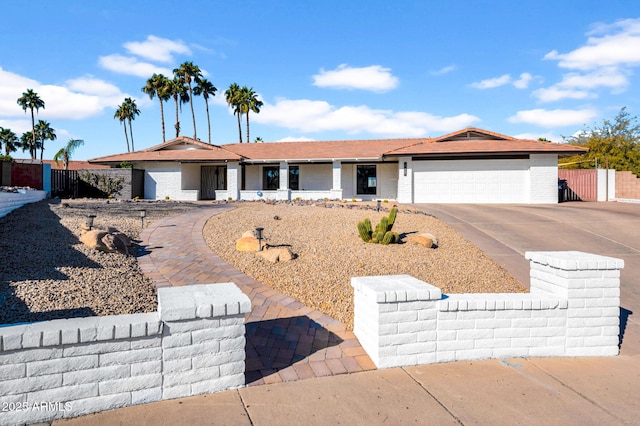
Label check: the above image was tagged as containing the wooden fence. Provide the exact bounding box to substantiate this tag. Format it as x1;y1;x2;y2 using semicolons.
558;169;597;202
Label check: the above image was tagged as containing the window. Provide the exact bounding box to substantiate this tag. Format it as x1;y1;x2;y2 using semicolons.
263;166;279;190
357;165;377;195
289;166;299;190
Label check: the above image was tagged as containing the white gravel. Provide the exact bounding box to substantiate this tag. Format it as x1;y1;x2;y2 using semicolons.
204;201;526;328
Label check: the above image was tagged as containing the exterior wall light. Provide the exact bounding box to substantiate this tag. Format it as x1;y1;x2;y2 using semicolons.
139;209;147;229
255;227;264;251
404;162;408;177
85;214;96;230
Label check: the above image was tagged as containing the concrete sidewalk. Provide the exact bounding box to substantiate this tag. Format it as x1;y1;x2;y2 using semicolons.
55;202;640;425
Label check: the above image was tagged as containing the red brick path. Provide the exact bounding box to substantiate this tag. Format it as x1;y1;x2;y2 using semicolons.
137;205;374;386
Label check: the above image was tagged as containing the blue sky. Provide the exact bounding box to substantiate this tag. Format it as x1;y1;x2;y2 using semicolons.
1;1;639;160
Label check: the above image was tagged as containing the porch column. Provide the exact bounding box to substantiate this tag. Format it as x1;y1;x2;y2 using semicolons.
330;160;343;200
227;162;241;200
397;157;413;204
277;161;291;200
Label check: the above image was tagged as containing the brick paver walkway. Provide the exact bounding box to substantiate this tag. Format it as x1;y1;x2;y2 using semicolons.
138;205;375;386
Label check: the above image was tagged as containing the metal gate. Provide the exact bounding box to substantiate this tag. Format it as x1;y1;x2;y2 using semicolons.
51;169;79;198
558;169;597;201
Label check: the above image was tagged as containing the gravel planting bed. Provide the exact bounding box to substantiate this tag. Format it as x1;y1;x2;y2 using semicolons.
204;202;526;328
0;199;198;325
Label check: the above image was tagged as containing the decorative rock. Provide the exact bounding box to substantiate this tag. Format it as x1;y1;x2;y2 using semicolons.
236;236;260;251
410;233;438;248
79;228;132;255
256;247;295;263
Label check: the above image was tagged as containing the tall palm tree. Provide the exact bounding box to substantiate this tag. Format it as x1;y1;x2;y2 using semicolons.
34;120;56;160
16;89;45;158
53;139;84;170
0;127;20;156
173;62;203;140
142;74;171;142
114;103;130;152
123;98;140;151
20;131;40;158
193;78;217;144
169;77;189;138
240;86;263;144
225;83;243;143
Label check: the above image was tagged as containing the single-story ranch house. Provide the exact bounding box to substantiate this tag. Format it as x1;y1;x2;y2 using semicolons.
89;127;587;204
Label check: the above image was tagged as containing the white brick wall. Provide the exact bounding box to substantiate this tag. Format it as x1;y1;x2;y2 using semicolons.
352;251;623;369
529;154;558;204
0;190;48;218
0;283;251;425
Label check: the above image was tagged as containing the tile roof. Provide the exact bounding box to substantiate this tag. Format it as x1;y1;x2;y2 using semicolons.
88;128;588;164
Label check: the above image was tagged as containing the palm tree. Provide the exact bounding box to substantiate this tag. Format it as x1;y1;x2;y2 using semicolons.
173;62;203;140
53;139;84;170
20;131;40;158
114;103;130;152
142;74;171;142
0;127;20;156
123;98;140;151
16;89;45;158
169;77;189;138
240;86;263;144
225;83;243;143
34;120;56;160
193;78;217;144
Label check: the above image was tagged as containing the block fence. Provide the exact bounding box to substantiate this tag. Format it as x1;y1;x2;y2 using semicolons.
0;190;48;219
0;283;251;425
352;251;623;369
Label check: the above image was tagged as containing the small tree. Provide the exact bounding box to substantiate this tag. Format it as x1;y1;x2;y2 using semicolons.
561;107;640;174
53;139;84;170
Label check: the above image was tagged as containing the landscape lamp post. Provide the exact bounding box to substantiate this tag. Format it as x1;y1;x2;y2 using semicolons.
255;227;264;251
376;200;381;212
139;209;147;229
85;214;96;230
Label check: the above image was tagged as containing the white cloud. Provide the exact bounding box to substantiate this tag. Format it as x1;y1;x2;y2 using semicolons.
0;67;131;122
123;35;191;63
533;68;628;102
98;54;172;78
252;98;479;137
277;136;316;142
508;108;598;127
513;73;534;89
312;64;399;92
431;65;456;76
514;132;561;142
533;87;594;103
470;74;511;89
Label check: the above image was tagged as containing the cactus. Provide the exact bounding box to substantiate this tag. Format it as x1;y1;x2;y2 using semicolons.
357;220;372;242
356;207;400;245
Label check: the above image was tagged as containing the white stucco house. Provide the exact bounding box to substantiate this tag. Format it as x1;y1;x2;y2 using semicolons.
88;127;587;204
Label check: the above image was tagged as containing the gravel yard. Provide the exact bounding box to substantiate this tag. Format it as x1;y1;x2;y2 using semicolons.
204;202;526;328
0;199;197;325
1;198;526;329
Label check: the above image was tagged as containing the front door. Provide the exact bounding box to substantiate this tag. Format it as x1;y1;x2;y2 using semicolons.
201;166;227;200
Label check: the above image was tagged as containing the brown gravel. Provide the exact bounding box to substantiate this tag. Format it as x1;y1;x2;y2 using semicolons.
203;202;526;328
0;199;198;325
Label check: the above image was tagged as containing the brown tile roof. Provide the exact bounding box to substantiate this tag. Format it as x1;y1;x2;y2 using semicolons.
88;128;588;164
88;137;243;164
14;159;110;170
223;138;420;161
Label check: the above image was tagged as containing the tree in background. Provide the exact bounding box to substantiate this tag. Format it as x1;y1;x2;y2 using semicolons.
114;103;130;152
123;98;140;151
20;131;40;158
34;119;56;161
193;78;217;144
169;77;189;138
53;139;84;170
16;89;45;159
240;86;263;144
225;83;243;143
0;127;20;156
142;74;171;142
174;62;203;140
561;107;640;174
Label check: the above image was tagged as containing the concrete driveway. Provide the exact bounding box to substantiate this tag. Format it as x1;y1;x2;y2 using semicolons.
418;201;640;355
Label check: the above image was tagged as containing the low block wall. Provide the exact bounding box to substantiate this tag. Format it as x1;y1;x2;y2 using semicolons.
352;251;623;369
0;283;251;425
0;190;48;219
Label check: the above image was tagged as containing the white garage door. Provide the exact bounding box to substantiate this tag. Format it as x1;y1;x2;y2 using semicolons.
413;159;529;203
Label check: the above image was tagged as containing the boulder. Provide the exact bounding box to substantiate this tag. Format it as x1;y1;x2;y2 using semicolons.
236;236;260;252
79;228;132;255
256;247;295;263
242;230;256;238
410;233;438;248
